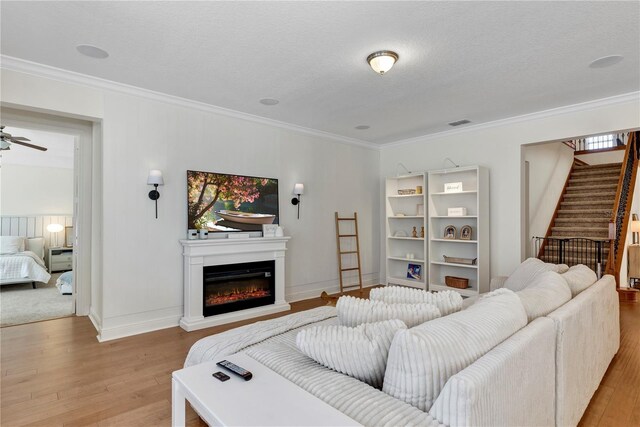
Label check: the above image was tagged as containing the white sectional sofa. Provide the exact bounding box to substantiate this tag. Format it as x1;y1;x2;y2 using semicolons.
184;261;619;427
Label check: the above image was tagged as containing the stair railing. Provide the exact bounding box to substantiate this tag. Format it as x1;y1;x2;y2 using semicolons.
534;237;609;278
605;131;639;286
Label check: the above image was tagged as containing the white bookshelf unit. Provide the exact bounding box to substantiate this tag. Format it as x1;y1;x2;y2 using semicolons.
427;166;489;296
385;174;427;289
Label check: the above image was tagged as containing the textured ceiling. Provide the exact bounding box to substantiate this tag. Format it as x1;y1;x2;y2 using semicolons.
1;1;639;144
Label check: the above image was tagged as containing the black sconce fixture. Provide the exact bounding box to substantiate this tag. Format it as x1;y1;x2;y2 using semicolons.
147;169;164;219
291;183;304;219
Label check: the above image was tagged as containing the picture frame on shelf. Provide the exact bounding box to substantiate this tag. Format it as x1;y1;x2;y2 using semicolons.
64;226;74;247
460;225;472;240
444;225;457;239
262;224;278;237
407;263;422;280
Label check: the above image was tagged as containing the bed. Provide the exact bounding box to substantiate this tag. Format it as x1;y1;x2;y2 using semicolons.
0;236;51;288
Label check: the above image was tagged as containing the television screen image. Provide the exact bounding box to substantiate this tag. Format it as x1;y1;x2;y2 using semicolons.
187;170;279;232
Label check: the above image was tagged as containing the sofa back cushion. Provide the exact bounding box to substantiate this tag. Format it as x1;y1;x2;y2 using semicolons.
561;264;597;297
369;286;463;316
382;289;527;411
296;319;406;388
516;271;572;322
504;257;567;292
336;295;441;328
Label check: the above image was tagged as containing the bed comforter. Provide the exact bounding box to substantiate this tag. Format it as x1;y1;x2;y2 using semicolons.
0;251;51;284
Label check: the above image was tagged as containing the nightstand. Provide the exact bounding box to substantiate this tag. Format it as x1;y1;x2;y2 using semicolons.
48;247;73;273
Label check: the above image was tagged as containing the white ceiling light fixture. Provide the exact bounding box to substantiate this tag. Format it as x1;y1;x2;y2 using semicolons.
367;50;399;75
589;55;624;69
76;44;109;59
355;125;370;130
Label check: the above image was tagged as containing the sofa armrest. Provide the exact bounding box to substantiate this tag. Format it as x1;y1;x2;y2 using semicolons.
429;317;556;426
490;276;508;291
546;275;619;426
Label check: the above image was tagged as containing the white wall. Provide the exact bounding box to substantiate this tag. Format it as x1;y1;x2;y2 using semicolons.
523;142;574;257
0;164;73;215
576;149;625;165
1;68;380;340
380;98;640;279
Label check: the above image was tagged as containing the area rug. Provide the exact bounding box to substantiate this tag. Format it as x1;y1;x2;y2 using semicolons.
0;273;74;327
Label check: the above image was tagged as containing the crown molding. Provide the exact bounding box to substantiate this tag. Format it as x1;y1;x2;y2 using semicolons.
382;91;640;149
0;55;379;151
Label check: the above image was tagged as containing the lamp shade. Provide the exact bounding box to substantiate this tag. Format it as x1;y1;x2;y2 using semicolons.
147;169;164;185
632;221;640;233
293;183;304;195
47;223;64;233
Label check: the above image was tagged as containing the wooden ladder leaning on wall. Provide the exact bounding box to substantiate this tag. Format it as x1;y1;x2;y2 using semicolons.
335;212;363;294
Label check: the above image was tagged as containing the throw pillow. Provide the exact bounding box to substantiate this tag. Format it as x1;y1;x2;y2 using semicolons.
369;286;463;316
516;271;572;322
336;295;441;328
0;236;25;254
561;264;598;297
382;288;527;411
25;237;45;260
504;257;565;292
296;319;407;388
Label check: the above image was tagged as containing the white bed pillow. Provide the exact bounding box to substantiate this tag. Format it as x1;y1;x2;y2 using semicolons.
382;288;527;411
25;237;46;260
516;271;572;322
337;295;441;328
296;319;406;388
504;258;567;292
561;264;598;297
369;286;463;316
0;236;25;254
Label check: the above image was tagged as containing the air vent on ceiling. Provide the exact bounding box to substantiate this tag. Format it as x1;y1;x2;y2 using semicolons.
448;119;471;127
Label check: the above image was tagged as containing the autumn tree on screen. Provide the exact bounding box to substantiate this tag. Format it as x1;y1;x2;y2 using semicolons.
187;172;269;229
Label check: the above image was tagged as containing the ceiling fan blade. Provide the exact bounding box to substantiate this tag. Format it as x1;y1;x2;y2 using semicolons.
11;140;48;151
1;131;12;138
10;136;31;142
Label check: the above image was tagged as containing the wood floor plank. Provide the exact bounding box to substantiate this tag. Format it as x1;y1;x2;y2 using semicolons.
1;287;637;426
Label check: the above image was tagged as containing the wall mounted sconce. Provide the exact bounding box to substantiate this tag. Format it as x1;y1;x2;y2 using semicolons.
291;183;304;219
147;169;164;219
46;223;64;247
632;213;640;244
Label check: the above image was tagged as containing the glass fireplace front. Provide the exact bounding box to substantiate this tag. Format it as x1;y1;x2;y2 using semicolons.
203;260;275;317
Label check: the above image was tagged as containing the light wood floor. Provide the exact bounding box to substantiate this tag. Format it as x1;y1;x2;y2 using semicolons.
1;292;638;426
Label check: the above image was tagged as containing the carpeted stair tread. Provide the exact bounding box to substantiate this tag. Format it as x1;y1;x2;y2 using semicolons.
566;183;618;193
557;209;612;218
568;176;619;185
571;170;621;179
561;201;615;210
563;193;615;201
573;162;622;170
554;217;610;225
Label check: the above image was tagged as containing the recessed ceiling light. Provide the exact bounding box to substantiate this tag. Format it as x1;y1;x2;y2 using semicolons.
76;44;109;59
589;55;624;69
259;98;279;106
355;125;370;130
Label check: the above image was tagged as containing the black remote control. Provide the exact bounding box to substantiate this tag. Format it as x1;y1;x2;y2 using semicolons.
216;360;253;381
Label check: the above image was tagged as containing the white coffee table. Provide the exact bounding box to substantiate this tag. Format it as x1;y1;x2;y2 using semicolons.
172;352;361;426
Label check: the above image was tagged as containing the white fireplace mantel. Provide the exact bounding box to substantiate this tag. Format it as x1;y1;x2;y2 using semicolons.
179;237;291;331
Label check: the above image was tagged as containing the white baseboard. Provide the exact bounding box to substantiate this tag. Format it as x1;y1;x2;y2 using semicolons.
88;308;102;335
286;273;380;303
97;306;182;342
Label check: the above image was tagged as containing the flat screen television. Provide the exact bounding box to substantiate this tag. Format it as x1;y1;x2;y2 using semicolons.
187;170;279;232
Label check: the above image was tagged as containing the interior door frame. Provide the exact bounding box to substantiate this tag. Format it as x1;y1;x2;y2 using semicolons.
1;107;97;316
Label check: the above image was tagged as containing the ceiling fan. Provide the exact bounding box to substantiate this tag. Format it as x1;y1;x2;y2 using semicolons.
0;126;48;151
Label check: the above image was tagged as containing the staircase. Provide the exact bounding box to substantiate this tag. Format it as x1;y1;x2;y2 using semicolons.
538;162;621;270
